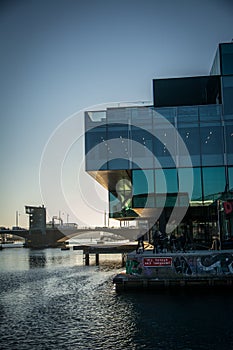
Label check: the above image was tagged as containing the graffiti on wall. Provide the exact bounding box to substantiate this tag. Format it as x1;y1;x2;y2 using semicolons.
126;252;233;277
198;253;233;274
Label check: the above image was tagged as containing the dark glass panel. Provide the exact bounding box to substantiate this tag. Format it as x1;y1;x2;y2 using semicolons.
109;192;120;218
177;126;201;166
200;125;224;166
199;105;222;122
131;126;154;168
132;170;155;208
155;168;178;194
85;126;107;153
153;76;221;107
153;127;177;168
203;167;226;201
130;108;154;169
178;168;202;202
107;123;130;170
221;43;233;75
132;169;154;195
192;167;202;201
177;106;198;126
229;167;233;191
154;107;176;125
225;121;233;164
85;125;107;170
131;107;153;127
109;181;135;218
107;107;130;123
222;76;233;115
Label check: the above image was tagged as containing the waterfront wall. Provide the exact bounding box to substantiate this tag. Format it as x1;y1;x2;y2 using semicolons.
125;251;233;279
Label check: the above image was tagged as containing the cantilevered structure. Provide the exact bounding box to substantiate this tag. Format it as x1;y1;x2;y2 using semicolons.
85;42;233;247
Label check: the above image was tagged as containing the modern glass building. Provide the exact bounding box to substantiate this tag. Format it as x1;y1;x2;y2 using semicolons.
85;42;233;247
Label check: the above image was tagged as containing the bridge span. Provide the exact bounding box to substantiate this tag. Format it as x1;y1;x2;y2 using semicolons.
0;226;142;248
0;205;145;248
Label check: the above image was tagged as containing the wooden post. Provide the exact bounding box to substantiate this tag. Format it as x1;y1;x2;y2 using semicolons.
85;253;90;266
121;253;126;267
95;253;99;266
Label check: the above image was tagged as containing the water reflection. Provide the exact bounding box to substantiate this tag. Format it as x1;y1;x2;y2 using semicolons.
1;249;233;349
29;252;47;268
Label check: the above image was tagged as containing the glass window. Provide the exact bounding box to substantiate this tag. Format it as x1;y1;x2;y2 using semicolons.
221;43;233;75
200;125;224;166
131;126;154;169
132;169;154;194
199;105;222;122
130;108;154;169
228;167;233;191
153;76;221;107
109;192;120;218
155;168;178;208
154;107;176;125
178;168;202;202
177;106;198;126
202;167;226;201
177;126;201;167
107;123;130;170
192;167;202;202
131;107;153;127
107;108;130;123
222;76;233;115
153;127;177;168
155;168;178;194
132;170;155;207
85;125;108;170
225;121;233;164
109;179;134;218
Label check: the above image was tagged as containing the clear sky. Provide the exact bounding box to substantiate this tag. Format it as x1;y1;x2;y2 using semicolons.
1;0;233;228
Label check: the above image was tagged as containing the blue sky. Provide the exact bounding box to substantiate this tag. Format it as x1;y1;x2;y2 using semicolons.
1;0;233;228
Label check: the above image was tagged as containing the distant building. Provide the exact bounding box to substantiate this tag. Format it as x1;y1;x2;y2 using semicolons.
85;42;233;246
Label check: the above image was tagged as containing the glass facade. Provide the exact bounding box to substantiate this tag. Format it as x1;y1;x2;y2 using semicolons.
221;43;233;75
85;42;233;243
153;76;221;107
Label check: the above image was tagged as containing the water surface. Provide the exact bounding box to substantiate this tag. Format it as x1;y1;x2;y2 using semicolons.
1;247;233;349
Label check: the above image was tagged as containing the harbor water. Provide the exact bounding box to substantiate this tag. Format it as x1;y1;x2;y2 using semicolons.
1;246;233;350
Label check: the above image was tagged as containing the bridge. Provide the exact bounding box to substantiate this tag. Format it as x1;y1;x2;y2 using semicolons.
0;226;142;248
0;205;144;248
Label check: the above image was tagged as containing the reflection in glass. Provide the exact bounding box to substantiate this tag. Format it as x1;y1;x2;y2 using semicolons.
178;168;201;202
228;167;233;191
200;126;224;166
155;169;178;194
202;167;226;201
221;43;233;75
85;125;107;170
131;126;154;169
132;170;155;207
178;126;201;166
107;124;130;170
222;76;233;115
225;121;233;164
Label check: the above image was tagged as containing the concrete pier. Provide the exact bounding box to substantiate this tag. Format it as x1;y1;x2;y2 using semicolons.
73;243;137;266
113;249;233;291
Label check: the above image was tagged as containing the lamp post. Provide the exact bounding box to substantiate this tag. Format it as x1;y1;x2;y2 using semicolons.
217;200;223;250
16;211;20;228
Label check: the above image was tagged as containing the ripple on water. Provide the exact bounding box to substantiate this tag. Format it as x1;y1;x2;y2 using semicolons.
1;250;233;350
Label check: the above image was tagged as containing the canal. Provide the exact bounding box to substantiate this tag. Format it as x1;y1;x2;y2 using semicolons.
1;247;233;349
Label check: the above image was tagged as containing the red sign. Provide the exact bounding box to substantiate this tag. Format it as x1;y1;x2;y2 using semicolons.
223;201;233;215
143;257;172;267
